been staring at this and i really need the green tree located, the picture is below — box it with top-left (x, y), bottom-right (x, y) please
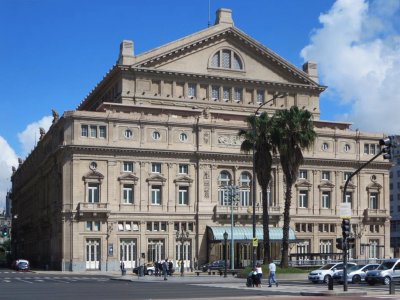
top-left (271, 106), bottom-right (316, 267)
top-left (239, 112), bottom-right (274, 264)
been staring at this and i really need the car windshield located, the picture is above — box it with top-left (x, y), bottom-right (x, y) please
top-left (319, 264), bottom-right (336, 270)
top-left (348, 265), bottom-right (363, 272)
top-left (378, 261), bottom-right (395, 270)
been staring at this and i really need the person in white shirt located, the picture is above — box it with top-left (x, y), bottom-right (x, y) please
top-left (268, 261), bottom-right (278, 287)
top-left (256, 263), bottom-right (263, 285)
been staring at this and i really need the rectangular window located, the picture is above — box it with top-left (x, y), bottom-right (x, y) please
top-left (90, 125), bottom-right (97, 138)
top-left (370, 192), bottom-right (378, 209)
top-left (123, 184), bottom-right (134, 204)
top-left (223, 87), bottom-right (231, 101)
top-left (81, 125), bottom-right (88, 137)
top-left (212, 85), bottom-right (220, 100)
top-left (322, 171), bottom-right (330, 180)
top-left (234, 87), bottom-right (242, 102)
top-left (152, 163), bottom-right (161, 173)
top-left (93, 221), bottom-right (100, 231)
top-left (88, 183), bottom-right (99, 203)
top-left (147, 222), bottom-right (152, 231)
top-left (322, 191), bottom-right (331, 209)
top-left (151, 185), bottom-right (161, 205)
top-left (178, 186), bottom-right (189, 205)
top-left (86, 221), bottom-right (93, 231)
top-left (364, 144), bottom-right (370, 154)
top-left (118, 222), bottom-right (124, 231)
top-left (345, 192), bottom-right (352, 207)
top-left (179, 164), bottom-right (188, 174)
top-left (99, 126), bottom-right (106, 138)
top-left (123, 162), bottom-right (133, 172)
top-left (256, 89), bottom-right (264, 104)
top-left (299, 170), bottom-right (308, 179)
top-left (370, 144), bottom-right (376, 154)
top-left (161, 222), bottom-right (166, 231)
top-left (188, 83), bottom-right (196, 98)
top-left (344, 172), bottom-right (352, 182)
top-left (154, 222), bottom-right (159, 231)
top-left (299, 190), bottom-right (308, 208)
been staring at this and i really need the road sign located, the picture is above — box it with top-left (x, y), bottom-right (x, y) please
top-left (252, 238), bottom-right (258, 247)
top-left (339, 203), bottom-right (352, 219)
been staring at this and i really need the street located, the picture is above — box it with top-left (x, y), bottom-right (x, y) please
top-left (0, 268), bottom-right (399, 300)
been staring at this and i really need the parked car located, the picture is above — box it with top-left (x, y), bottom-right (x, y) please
top-left (201, 260), bottom-right (226, 272)
top-left (16, 261), bottom-right (30, 272)
top-left (132, 263), bottom-right (155, 275)
top-left (12, 259), bottom-right (30, 271)
top-left (308, 262), bottom-right (357, 284)
top-left (365, 259), bottom-right (400, 285)
top-left (333, 264), bottom-right (379, 284)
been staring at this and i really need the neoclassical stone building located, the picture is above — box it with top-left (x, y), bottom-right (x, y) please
top-left (11, 8), bottom-right (391, 271)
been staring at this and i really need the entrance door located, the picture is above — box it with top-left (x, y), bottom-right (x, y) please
top-left (148, 239), bottom-right (165, 263)
top-left (86, 239), bottom-right (100, 270)
top-left (120, 239), bottom-right (137, 269)
top-left (176, 240), bottom-right (192, 269)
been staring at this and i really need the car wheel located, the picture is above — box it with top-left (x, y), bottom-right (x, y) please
top-left (384, 276), bottom-right (391, 285)
top-left (352, 275), bottom-right (361, 284)
top-left (323, 275), bottom-right (331, 284)
top-left (147, 270), bottom-right (153, 276)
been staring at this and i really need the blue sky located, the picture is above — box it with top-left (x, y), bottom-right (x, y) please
top-left (1, 0), bottom-right (399, 208)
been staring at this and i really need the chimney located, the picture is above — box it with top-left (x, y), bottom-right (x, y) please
top-left (215, 8), bottom-right (234, 27)
top-left (302, 61), bottom-right (319, 83)
top-left (118, 40), bottom-right (135, 65)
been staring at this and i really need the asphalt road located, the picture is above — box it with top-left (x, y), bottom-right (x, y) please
top-left (0, 268), bottom-right (399, 300)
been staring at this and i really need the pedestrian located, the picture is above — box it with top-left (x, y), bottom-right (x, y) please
top-left (251, 268), bottom-right (260, 287)
top-left (268, 261), bottom-right (278, 287)
top-left (154, 261), bottom-right (159, 276)
top-left (162, 258), bottom-right (169, 280)
top-left (256, 263), bottom-right (263, 286)
top-left (168, 260), bottom-right (173, 276)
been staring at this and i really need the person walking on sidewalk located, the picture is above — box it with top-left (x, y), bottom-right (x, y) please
top-left (162, 258), bottom-right (169, 281)
top-left (268, 261), bottom-right (278, 287)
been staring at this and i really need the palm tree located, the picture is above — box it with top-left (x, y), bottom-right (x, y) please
top-left (239, 112), bottom-right (274, 264)
top-left (271, 106), bottom-right (316, 267)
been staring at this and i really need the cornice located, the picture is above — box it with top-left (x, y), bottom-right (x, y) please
top-left (131, 67), bottom-right (325, 92)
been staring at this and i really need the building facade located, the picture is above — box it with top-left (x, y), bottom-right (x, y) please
top-left (11, 8), bottom-right (391, 271)
top-left (390, 143), bottom-right (400, 256)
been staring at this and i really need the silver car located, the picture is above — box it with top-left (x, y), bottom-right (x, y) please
top-left (333, 264), bottom-right (379, 284)
top-left (365, 259), bottom-right (400, 285)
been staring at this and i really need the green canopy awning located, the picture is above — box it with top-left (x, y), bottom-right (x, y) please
top-left (208, 226), bottom-right (296, 241)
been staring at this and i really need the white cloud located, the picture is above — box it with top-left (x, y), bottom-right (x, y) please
top-left (0, 136), bottom-right (18, 209)
top-left (17, 115), bottom-right (53, 157)
top-left (301, 0), bottom-right (400, 134)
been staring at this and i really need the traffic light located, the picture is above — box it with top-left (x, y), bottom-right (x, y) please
top-left (336, 238), bottom-right (344, 250)
top-left (1, 226), bottom-right (8, 238)
top-left (379, 136), bottom-right (394, 160)
top-left (347, 237), bottom-right (355, 249)
top-left (342, 219), bottom-right (351, 239)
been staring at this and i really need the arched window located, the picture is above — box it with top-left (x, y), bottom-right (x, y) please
top-left (210, 49), bottom-right (243, 71)
top-left (240, 172), bottom-right (251, 206)
top-left (218, 171), bottom-right (231, 205)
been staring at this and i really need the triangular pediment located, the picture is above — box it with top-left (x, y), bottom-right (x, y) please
top-left (131, 26), bottom-right (320, 88)
top-left (366, 182), bottom-right (382, 190)
top-left (82, 170), bottom-right (104, 180)
top-left (295, 179), bottom-right (312, 188)
top-left (118, 174), bottom-right (139, 182)
top-left (173, 175), bottom-right (194, 184)
top-left (318, 181), bottom-right (335, 189)
top-left (146, 174), bottom-right (167, 183)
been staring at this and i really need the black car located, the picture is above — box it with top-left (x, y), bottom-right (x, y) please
top-left (201, 260), bottom-right (226, 272)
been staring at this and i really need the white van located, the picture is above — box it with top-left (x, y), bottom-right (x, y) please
top-left (365, 259), bottom-right (400, 285)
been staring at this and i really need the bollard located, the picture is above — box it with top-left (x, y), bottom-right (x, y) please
top-left (121, 268), bottom-right (126, 276)
top-left (389, 279), bottom-right (395, 295)
top-left (328, 276), bottom-right (333, 291)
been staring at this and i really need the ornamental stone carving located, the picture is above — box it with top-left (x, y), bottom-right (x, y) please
top-left (217, 135), bottom-right (244, 146)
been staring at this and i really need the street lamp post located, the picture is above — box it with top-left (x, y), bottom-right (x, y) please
top-left (223, 231), bottom-right (228, 278)
top-left (176, 229), bottom-right (189, 277)
top-left (225, 185), bottom-right (239, 270)
top-left (251, 92), bottom-right (286, 269)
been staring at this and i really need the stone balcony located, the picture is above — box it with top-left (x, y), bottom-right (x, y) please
top-left (214, 204), bottom-right (281, 220)
top-left (363, 208), bottom-right (388, 221)
top-left (77, 202), bottom-right (110, 217)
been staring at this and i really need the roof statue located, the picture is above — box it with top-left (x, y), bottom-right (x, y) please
top-left (52, 109), bottom-right (59, 124)
top-left (39, 127), bottom-right (46, 140)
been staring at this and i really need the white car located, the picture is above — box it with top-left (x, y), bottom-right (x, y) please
top-left (308, 262), bottom-right (357, 284)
